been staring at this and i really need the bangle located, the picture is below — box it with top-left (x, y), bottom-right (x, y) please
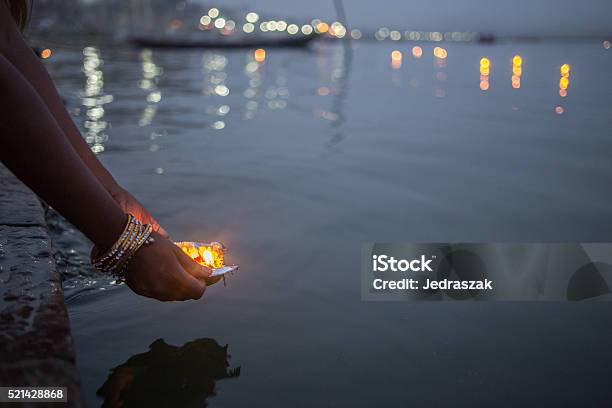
top-left (91, 213), bottom-right (155, 279)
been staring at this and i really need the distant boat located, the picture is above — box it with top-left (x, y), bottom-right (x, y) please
top-left (478, 33), bottom-right (496, 43)
top-left (130, 32), bottom-right (319, 49)
top-left (128, 4), bottom-right (321, 49)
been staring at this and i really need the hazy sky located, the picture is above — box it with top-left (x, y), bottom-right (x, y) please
top-left (218, 0), bottom-right (612, 35)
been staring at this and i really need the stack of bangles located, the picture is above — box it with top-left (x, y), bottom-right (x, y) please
top-left (91, 213), bottom-right (155, 279)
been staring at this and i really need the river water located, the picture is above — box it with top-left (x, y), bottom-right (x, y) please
top-left (43, 39), bottom-right (612, 406)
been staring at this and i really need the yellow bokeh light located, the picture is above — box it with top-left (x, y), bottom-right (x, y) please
top-left (559, 76), bottom-right (569, 90)
top-left (480, 57), bottom-right (490, 68)
top-left (208, 8), bottom-right (219, 18)
top-left (433, 47), bottom-right (447, 59)
top-left (512, 55), bottom-right (522, 66)
top-left (560, 64), bottom-right (570, 76)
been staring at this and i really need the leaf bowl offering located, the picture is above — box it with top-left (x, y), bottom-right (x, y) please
top-left (175, 241), bottom-right (239, 284)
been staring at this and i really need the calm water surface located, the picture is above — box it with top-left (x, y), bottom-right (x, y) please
top-left (45, 40), bottom-right (612, 406)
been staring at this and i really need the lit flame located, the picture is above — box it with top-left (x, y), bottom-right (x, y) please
top-left (203, 249), bottom-right (214, 265)
top-left (176, 242), bottom-right (225, 268)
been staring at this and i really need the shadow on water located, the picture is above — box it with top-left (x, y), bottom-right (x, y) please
top-left (97, 338), bottom-right (240, 408)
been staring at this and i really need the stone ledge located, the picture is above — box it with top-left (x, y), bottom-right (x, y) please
top-left (0, 165), bottom-right (82, 407)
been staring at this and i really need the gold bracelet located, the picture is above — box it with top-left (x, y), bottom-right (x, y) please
top-left (91, 213), bottom-right (156, 279)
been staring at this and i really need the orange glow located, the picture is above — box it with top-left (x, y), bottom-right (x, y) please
top-left (391, 50), bottom-right (402, 69)
top-left (317, 86), bottom-right (331, 96)
top-left (512, 75), bottom-right (521, 89)
top-left (316, 22), bottom-right (329, 33)
top-left (176, 241), bottom-right (225, 268)
top-left (560, 64), bottom-right (570, 77)
top-left (254, 48), bottom-right (266, 62)
top-left (412, 46), bottom-right (423, 58)
top-left (170, 19), bottom-right (182, 30)
top-left (555, 106), bottom-right (564, 115)
top-left (512, 65), bottom-right (522, 76)
top-left (512, 55), bottom-right (522, 66)
top-left (40, 48), bottom-right (52, 59)
top-left (559, 89), bottom-right (567, 97)
top-left (433, 47), bottom-right (447, 59)
top-left (479, 80), bottom-right (489, 91)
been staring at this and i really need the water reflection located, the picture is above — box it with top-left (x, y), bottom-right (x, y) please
top-left (63, 43), bottom-right (594, 162)
top-left (556, 63), bottom-right (571, 114)
top-left (139, 49), bottom-right (163, 127)
top-left (512, 54), bottom-right (522, 89)
top-left (81, 46), bottom-right (112, 154)
top-left (479, 57), bottom-right (490, 91)
top-left (97, 338), bottom-right (240, 408)
top-left (433, 47), bottom-right (447, 98)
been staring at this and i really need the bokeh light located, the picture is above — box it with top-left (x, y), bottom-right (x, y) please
top-left (391, 50), bottom-right (402, 69)
top-left (40, 48), bottom-right (52, 59)
top-left (254, 48), bottom-right (266, 63)
top-left (480, 57), bottom-right (491, 91)
top-left (433, 47), bottom-right (447, 59)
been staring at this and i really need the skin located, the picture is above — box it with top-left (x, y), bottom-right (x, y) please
top-left (0, 1), bottom-right (211, 301)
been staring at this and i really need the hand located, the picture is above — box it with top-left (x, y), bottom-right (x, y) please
top-left (124, 232), bottom-right (212, 301)
top-left (110, 186), bottom-right (169, 238)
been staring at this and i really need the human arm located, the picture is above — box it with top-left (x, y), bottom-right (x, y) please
top-left (0, 53), bottom-right (208, 300)
top-left (0, 2), bottom-right (166, 235)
